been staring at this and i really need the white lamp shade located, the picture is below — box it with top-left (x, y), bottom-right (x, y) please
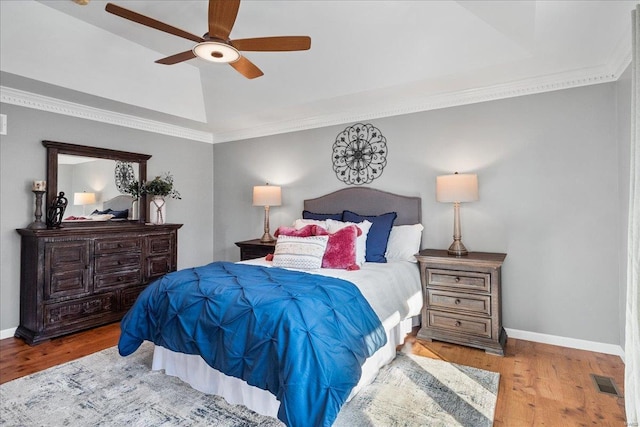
top-left (74, 192), bottom-right (96, 206)
top-left (436, 174), bottom-right (478, 203)
top-left (253, 185), bottom-right (282, 206)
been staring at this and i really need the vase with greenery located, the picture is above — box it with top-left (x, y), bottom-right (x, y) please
top-left (142, 172), bottom-right (181, 224)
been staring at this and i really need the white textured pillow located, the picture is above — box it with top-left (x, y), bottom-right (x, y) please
top-left (272, 235), bottom-right (329, 270)
top-left (293, 219), bottom-right (328, 231)
top-left (326, 219), bottom-right (372, 266)
top-left (385, 224), bottom-right (424, 262)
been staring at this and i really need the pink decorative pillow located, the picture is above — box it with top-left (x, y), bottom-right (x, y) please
top-left (315, 225), bottom-right (361, 270)
top-left (274, 224), bottom-right (317, 238)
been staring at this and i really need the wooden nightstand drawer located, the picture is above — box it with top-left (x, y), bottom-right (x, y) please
top-left (427, 310), bottom-right (493, 339)
top-left (427, 289), bottom-right (491, 315)
top-left (427, 269), bottom-right (490, 293)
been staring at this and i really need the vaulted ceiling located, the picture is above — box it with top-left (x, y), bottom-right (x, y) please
top-left (0, 0), bottom-right (636, 143)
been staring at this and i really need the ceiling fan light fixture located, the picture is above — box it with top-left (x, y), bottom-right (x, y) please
top-left (192, 41), bottom-right (240, 63)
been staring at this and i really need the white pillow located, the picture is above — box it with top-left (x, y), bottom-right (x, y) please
top-left (326, 219), bottom-right (372, 266)
top-left (272, 235), bottom-right (329, 270)
top-left (293, 219), bottom-right (328, 231)
top-left (385, 224), bottom-right (424, 262)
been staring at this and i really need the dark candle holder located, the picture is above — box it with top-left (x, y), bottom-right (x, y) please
top-left (28, 190), bottom-right (47, 230)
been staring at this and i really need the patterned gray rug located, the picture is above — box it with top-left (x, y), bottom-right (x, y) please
top-left (0, 342), bottom-right (499, 426)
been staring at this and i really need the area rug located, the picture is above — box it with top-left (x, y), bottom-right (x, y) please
top-left (0, 342), bottom-right (499, 426)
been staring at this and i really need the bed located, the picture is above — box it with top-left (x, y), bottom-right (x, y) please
top-left (119, 188), bottom-right (424, 426)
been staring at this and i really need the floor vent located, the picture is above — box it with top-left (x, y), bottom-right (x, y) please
top-left (590, 374), bottom-right (621, 397)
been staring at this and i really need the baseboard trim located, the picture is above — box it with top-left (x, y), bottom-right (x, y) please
top-left (0, 327), bottom-right (17, 340)
top-left (505, 328), bottom-right (625, 360)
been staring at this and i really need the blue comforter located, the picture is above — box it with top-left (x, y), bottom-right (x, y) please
top-left (118, 262), bottom-right (387, 427)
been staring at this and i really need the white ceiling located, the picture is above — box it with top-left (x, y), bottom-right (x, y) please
top-left (0, 0), bottom-right (636, 143)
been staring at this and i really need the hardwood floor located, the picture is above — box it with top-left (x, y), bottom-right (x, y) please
top-left (0, 323), bottom-right (627, 426)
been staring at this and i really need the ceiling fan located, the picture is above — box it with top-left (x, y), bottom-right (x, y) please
top-left (105, 0), bottom-right (311, 79)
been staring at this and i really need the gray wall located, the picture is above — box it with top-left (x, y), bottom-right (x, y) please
top-left (0, 102), bottom-right (214, 331)
top-left (616, 65), bottom-right (632, 350)
top-left (214, 82), bottom-right (623, 345)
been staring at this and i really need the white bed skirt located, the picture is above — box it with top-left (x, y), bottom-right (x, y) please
top-left (152, 317), bottom-right (414, 419)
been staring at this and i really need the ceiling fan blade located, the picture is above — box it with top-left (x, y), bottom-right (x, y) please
top-left (105, 3), bottom-right (204, 43)
top-left (231, 36), bottom-right (311, 52)
top-left (208, 0), bottom-right (240, 40)
top-left (229, 56), bottom-right (264, 79)
top-left (155, 50), bottom-right (197, 65)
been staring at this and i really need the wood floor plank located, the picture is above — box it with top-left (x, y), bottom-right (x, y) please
top-left (0, 324), bottom-right (628, 425)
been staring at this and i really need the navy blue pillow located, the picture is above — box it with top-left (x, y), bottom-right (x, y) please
top-left (302, 210), bottom-right (343, 221)
top-left (91, 208), bottom-right (129, 219)
top-left (343, 210), bottom-right (397, 263)
top-left (109, 209), bottom-right (129, 219)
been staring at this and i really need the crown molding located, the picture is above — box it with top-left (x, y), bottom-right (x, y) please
top-left (0, 86), bottom-right (214, 144)
top-left (1, 58), bottom-right (627, 146)
top-left (213, 64), bottom-right (624, 143)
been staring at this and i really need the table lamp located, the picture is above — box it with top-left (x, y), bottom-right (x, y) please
top-left (253, 184), bottom-right (281, 242)
top-left (436, 173), bottom-right (478, 256)
top-left (74, 192), bottom-right (96, 216)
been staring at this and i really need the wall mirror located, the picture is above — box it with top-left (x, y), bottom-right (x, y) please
top-left (43, 141), bottom-right (151, 223)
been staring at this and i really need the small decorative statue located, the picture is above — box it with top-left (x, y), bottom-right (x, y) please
top-left (46, 192), bottom-right (68, 228)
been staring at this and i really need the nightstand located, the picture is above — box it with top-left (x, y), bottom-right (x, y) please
top-left (415, 249), bottom-right (507, 356)
top-left (235, 239), bottom-right (276, 261)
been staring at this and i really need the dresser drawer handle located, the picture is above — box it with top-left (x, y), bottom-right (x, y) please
top-left (455, 321), bottom-right (461, 327)
top-left (455, 299), bottom-right (461, 305)
top-left (455, 277), bottom-right (461, 282)
top-left (118, 276), bottom-right (124, 282)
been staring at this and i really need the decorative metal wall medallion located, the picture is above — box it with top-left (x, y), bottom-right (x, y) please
top-left (114, 161), bottom-right (135, 193)
top-left (332, 123), bottom-right (387, 185)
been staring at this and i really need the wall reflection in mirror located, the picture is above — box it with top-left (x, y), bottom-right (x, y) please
top-left (58, 154), bottom-right (138, 218)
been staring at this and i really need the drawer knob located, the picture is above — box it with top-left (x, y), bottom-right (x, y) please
top-left (455, 299), bottom-right (461, 305)
top-left (118, 276), bottom-right (124, 282)
top-left (455, 277), bottom-right (461, 282)
top-left (455, 321), bottom-right (461, 327)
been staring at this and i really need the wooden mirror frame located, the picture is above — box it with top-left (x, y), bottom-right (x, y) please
top-left (43, 140), bottom-right (152, 223)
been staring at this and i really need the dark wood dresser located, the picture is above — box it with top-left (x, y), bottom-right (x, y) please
top-left (415, 249), bottom-right (507, 355)
top-left (16, 222), bottom-right (182, 344)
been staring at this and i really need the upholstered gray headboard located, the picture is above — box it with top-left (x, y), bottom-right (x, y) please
top-left (103, 195), bottom-right (134, 212)
top-left (304, 188), bottom-right (421, 225)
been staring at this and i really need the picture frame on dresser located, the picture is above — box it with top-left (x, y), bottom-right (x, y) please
top-left (415, 249), bottom-right (507, 356)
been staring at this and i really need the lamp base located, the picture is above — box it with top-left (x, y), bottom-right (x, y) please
top-left (447, 240), bottom-right (468, 257)
top-left (260, 232), bottom-right (275, 243)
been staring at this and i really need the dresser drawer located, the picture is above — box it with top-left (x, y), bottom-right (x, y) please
top-left (95, 253), bottom-right (141, 273)
top-left (427, 290), bottom-right (491, 315)
top-left (147, 234), bottom-right (173, 255)
top-left (44, 293), bottom-right (116, 328)
top-left (46, 269), bottom-right (91, 300)
top-left (427, 269), bottom-right (490, 293)
top-left (95, 270), bottom-right (142, 290)
top-left (120, 285), bottom-right (147, 311)
top-left (427, 309), bottom-right (493, 339)
top-left (95, 237), bottom-right (141, 254)
top-left (146, 255), bottom-right (172, 280)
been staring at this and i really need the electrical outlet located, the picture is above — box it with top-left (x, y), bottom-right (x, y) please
top-left (0, 114), bottom-right (6, 135)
